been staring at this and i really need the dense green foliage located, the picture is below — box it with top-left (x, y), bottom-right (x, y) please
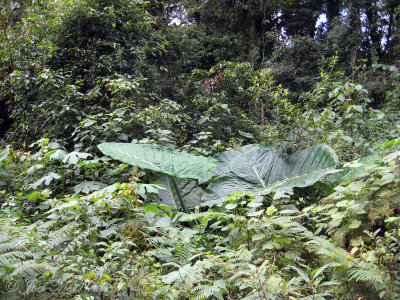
top-left (1, 0), bottom-right (400, 299)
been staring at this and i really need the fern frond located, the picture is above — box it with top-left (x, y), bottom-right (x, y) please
top-left (56, 227), bottom-right (95, 262)
top-left (229, 270), bottom-right (252, 282)
top-left (349, 268), bottom-right (384, 283)
top-left (35, 220), bottom-right (57, 238)
top-left (304, 235), bottom-right (349, 259)
top-left (146, 236), bottom-right (166, 246)
top-left (232, 262), bottom-right (250, 268)
top-left (191, 279), bottom-right (211, 292)
top-left (242, 291), bottom-right (260, 300)
top-left (193, 284), bottom-right (216, 300)
top-left (11, 261), bottom-right (49, 279)
top-left (0, 241), bottom-right (27, 254)
top-left (0, 233), bottom-right (12, 243)
top-left (0, 223), bottom-right (20, 232)
top-left (176, 245), bottom-right (195, 265)
top-left (0, 251), bottom-right (32, 266)
top-left (235, 280), bottom-right (250, 289)
top-left (47, 222), bottom-right (78, 249)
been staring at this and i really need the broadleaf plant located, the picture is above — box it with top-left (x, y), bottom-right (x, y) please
top-left (154, 175), bottom-right (204, 210)
top-left (98, 143), bottom-right (217, 179)
top-left (202, 143), bottom-right (339, 205)
top-left (98, 143), bottom-right (218, 213)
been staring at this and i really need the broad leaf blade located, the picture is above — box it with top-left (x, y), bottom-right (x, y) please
top-left (62, 152), bottom-right (92, 165)
top-left (202, 144), bottom-right (338, 205)
top-left (73, 181), bottom-right (107, 194)
top-left (285, 144), bottom-right (338, 178)
top-left (29, 172), bottom-right (61, 189)
top-left (154, 175), bottom-right (204, 209)
top-left (266, 144), bottom-right (339, 190)
top-left (199, 173), bottom-right (257, 206)
top-left (98, 143), bottom-right (217, 179)
top-left (200, 149), bottom-right (242, 183)
top-left (230, 144), bottom-right (284, 186)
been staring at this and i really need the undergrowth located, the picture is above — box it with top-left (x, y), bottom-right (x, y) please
top-left (1, 138), bottom-right (400, 299)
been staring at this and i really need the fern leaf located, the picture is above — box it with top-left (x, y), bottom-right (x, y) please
top-left (191, 280), bottom-right (211, 292)
top-left (235, 280), bottom-right (251, 290)
top-left (229, 270), bottom-right (253, 282)
top-left (0, 233), bottom-right (12, 243)
top-left (193, 284), bottom-right (216, 300)
top-left (146, 236), bottom-right (166, 246)
top-left (175, 245), bottom-right (195, 265)
top-left (56, 227), bottom-right (94, 262)
top-left (232, 262), bottom-right (250, 268)
top-left (11, 261), bottom-right (49, 279)
top-left (349, 268), bottom-right (384, 283)
top-left (47, 222), bottom-right (78, 249)
top-left (242, 291), bottom-right (260, 300)
top-left (35, 220), bottom-right (57, 237)
top-left (0, 251), bottom-right (32, 266)
top-left (0, 241), bottom-right (27, 254)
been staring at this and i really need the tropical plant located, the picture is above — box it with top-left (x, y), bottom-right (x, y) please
top-left (202, 143), bottom-right (339, 205)
top-left (98, 142), bottom-right (217, 213)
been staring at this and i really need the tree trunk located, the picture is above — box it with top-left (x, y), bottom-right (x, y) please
top-left (326, 0), bottom-right (341, 30)
top-left (243, 7), bottom-right (256, 60)
top-left (348, 0), bottom-right (362, 80)
top-left (365, 1), bottom-right (382, 61)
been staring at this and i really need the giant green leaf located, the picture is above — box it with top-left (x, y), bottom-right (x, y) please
top-left (202, 144), bottom-right (339, 205)
top-left (154, 175), bottom-right (204, 210)
top-left (98, 143), bottom-right (217, 179)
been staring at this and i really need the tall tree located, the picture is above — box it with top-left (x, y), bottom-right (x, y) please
top-left (364, 0), bottom-right (383, 60)
top-left (185, 0), bottom-right (290, 60)
top-left (389, 2), bottom-right (400, 62)
top-left (280, 0), bottom-right (324, 37)
top-left (325, 0), bottom-right (342, 29)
